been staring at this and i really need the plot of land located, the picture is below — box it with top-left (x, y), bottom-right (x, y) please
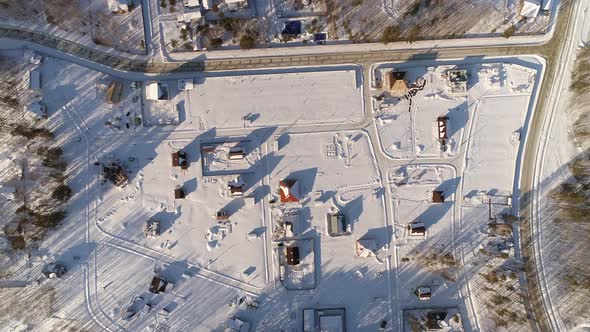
top-left (462, 94), bottom-right (530, 196)
top-left (93, 137), bottom-right (268, 287)
top-left (390, 165), bottom-right (462, 308)
top-left (187, 68), bottom-right (364, 129)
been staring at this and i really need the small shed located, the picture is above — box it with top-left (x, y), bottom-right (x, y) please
top-left (175, 188), bottom-right (185, 199)
top-left (228, 184), bottom-right (244, 197)
top-left (176, 8), bottom-right (202, 22)
top-left (408, 222), bottom-right (426, 236)
top-left (146, 82), bottom-right (169, 101)
top-left (217, 210), bottom-right (229, 221)
top-left (102, 163), bottom-right (128, 187)
top-left (327, 213), bottom-right (348, 236)
top-left (416, 286), bottom-right (432, 300)
top-left (105, 81), bottom-right (123, 104)
top-left (42, 262), bottom-right (67, 279)
top-left (29, 70), bottom-right (41, 90)
top-left (228, 146), bottom-right (245, 160)
top-left (172, 150), bottom-right (188, 169)
top-left (143, 219), bottom-right (161, 238)
top-left (279, 180), bottom-right (300, 203)
top-left (149, 275), bottom-right (171, 294)
top-left (437, 116), bottom-right (449, 141)
top-left (286, 246), bottom-right (300, 265)
top-left (432, 191), bottom-right (445, 203)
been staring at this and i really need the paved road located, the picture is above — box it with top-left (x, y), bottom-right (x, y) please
top-left (0, 26), bottom-right (557, 75)
top-left (519, 0), bottom-right (589, 331)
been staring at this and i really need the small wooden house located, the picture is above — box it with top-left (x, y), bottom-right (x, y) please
top-left (432, 191), bottom-right (445, 203)
top-left (149, 275), bottom-right (172, 294)
top-left (408, 222), bottom-right (426, 236)
top-left (228, 146), bottom-right (245, 160)
top-left (217, 210), bottom-right (229, 221)
top-left (175, 188), bottom-right (185, 199)
top-left (228, 184), bottom-right (244, 197)
top-left (286, 246), bottom-right (300, 265)
top-left (105, 81), bottom-right (123, 104)
top-left (416, 286), bottom-right (432, 300)
top-left (172, 150), bottom-right (188, 169)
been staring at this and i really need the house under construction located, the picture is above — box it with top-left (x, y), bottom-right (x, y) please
top-left (448, 69), bottom-right (468, 93)
top-left (144, 219), bottom-right (161, 238)
top-left (102, 162), bottom-right (128, 187)
top-left (383, 71), bottom-right (408, 97)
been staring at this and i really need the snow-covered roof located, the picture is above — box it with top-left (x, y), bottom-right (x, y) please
top-left (522, 0), bottom-right (540, 18)
top-left (184, 0), bottom-right (200, 7)
top-left (146, 82), bottom-right (169, 101)
top-left (29, 70), bottom-right (40, 90)
top-left (176, 8), bottom-right (202, 22)
top-left (108, 0), bottom-right (129, 12)
top-left (319, 315), bottom-right (344, 332)
top-left (202, 0), bottom-right (213, 10)
top-left (146, 82), bottom-right (159, 100)
top-left (225, 0), bottom-right (246, 4)
top-left (279, 180), bottom-right (300, 203)
top-left (355, 238), bottom-right (377, 258)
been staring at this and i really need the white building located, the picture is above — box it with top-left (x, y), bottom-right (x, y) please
top-left (522, 0), bottom-right (541, 18)
top-left (176, 7), bottom-right (202, 22)
top-left (184, 0), bottom-right (200, 7)
top-left (146, 82), bottom-right (169, 101)
top-left (201, 0), bottom-right (213, 10)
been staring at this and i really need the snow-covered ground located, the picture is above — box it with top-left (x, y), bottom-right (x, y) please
top-left (372, 60), bottom-right (538, 173)
top-left (391, 165), bottom-right (461, 308)
top-left (187, 67), bottom-right (364, 129)
top-left (0, 46), bottom-right (549, 331)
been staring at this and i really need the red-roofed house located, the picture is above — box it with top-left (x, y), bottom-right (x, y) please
top-left (279, 180), bottom-right (300, 203)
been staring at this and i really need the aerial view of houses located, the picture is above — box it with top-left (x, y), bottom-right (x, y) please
top-left (0, 0), bottom-right (589, 331)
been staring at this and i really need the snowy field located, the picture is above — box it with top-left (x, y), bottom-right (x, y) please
top-left (93, 136), bottom-right (268, 288)
top-left (0, 47), bottom-right (551, 332)
top-left (186, 68), bottom-right (364, 129)
top-left (372, 60), bottom-right (538, 167)
top-left (389, 165), bottom-right (463, 309)
top-left (95, 243), bottom-right (246, 332)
